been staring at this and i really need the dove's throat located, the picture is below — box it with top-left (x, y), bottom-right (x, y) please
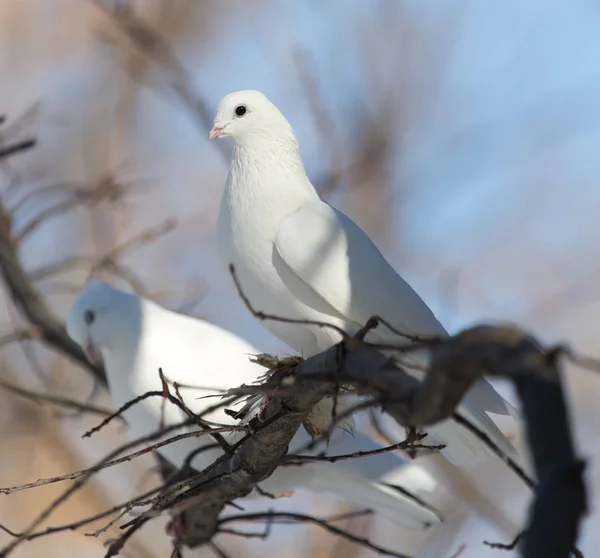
top-left (232, 132), bottom-right (308, 180)
top-left (225, 140), bottom-right (318, 218)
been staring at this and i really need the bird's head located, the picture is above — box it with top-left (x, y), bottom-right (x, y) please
top-left (66, 279), bottom-right (122, 366)
top-left (209, 90), bottom-right (296, 147)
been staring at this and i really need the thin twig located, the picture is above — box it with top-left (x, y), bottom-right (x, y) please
top-left (448, 544), bottom-right (467, 558)
top-left (210, 542), bottom-right (231, 558)
top-left (229, 264), bottom-right (349, 340)
top-left (90, 0), bottom-right (227, 159)
top-left (82, 390), bottom-right (164, 437)
top-left (367, 314), bottom-right (442, 345)
top-left (0, 482), bottom-right (167, 543)
top-left (452, 412), bottom-right (535, 489)
top-left (104, 516), bottom-right (150, 558)
top-left (0, 428), bottom-right (234, 496)
top-left (0, 139), bottom-right (36, 161)
top-left (0, 200), bottom-right (107, 385)
top-left (0, 415), bottom-right (239, 557)
top-left (0, 524), bottom-right (18, 538)
top-left (285, 439), bottom-right (445, 466)
top-left (219, 511), bottom-right (413, 558)
top-left (484, 531), bottom-right (524, 551)
top-left (84, 505), bottom-right (133, 537)
top-left (0, 377), bottom-right (118, 419)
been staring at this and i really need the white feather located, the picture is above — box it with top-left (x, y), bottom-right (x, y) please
top-left (65, 280), bottom-right (442, 529)
top-left (213, 89), bottom-right (518, 467)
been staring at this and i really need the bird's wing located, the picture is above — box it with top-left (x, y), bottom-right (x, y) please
top-left (289, 429), bottom-right (442, 529)
top-left (274, 200), bottom-right (515, 417)
top-left (136, 306), bottom-right (265, 427)
top-left (306, 463), bottom-right (442, 529)
top-left (426, 406), bottom-right (519, 466)
top-left (143, 310), bottom-right (442, 527)
top-left (274, 200), bottom-right (447, 340)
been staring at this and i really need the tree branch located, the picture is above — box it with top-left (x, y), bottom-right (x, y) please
top-left (0, 377), bottom-right (117, 419)
top-left (0, 321), bottom-right (586, 558)
top-left (0, 200), bottom-right (107, 386)
top-left (149, 325), bottom-right (585, 558)
top-left (0, 139), bottom-right (36, 161)
top-left (219, 510), bottom-right (411, 558)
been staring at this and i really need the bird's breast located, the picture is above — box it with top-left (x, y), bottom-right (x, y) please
top-left (218, 182), bottom-right (289, 302)
top-left (216, 168), bottom-right (344, 354)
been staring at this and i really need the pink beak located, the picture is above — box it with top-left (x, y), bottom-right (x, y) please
top-left (83, 341), bottom-right (101, 365)
top-left (208, 125), bottom-right (224, 141)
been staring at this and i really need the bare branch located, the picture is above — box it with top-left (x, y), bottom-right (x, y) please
top-left (229, 263), bottom-right (349, 340)
top-left (82, 390), bottom-right (165, 438)
top-left (0, 201), bottom-right (107, 386)
top-left (91, 0), bottom-right (228, 159)
top-left (0, 320), bottom-right (586, 558)
top-left (13, 182), bottom-right (131, 243)
top-left (107, 218), bottom-right (177, 260)
top-left (0, 483), bottom-right (169, 546)
top-left (0, 139), bottom-right (36, 161)
top-left (0, 377), bottom-right (118, 419)
top-left (448, 544), bottom-right (467, 558)
top-left (219, 511), bottom-right (412, 558)
top-left (0, 437), bottom-right (220, 496)
top-left (84, 505), bottom-right (133, 538)
top-left (293, 48), bottom-right (344, 198)
top-left (451, 412), bottom-right (533, 489)
top-left (285, 438), bottom-right (445, 466)
top-left (484, 531), bottom-right (525, 552)
top-left (0, 411), bottom-right (240, 557)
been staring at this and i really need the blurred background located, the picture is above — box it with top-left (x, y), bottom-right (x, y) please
top-left (0, 0), bottom-right (598, 556)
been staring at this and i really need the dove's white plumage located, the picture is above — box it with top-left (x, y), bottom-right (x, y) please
top-left (212, 90), bottom-right (517, 467)
top-left (65, 280), bottom-right (442, 530)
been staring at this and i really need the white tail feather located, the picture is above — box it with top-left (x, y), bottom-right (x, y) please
top-left (306, 462), bottom-right (442, 530)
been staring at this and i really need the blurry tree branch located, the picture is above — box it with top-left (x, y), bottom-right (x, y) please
top-left (3, 290), bottom-right (579, 558)
top-left (0, 112), bottom-right (37, 162)
top-left (0, 256), bottom-right (587, 558)
top-left (0, 125), bottom-right (180, 389)
top-left (171, 319), bottom-right (584, 558)
top-left (0, 377), bottom-right (117, 419)
top-left (0, 127), bottom-right (108, 386)
top-left (0, 139), bottom-right (36, 161)
top-left (92, 0), bottom-right (379, 201)
top-left (218, 510), bottom-right (406, 558)
top-left (0, 191), bottom-right (108, 386)
top-left (91, 0), bottom-right (229, 158)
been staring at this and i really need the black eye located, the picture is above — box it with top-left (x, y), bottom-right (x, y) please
top-left (84, 310), bottom-right (95, 325)
top-left (234, 105), bottom-right (247, 117)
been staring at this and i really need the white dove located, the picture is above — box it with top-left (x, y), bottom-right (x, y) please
top-left (65, 279), bottom-right (443, 530)
top-left (211, 90), bottom-right (518, 467)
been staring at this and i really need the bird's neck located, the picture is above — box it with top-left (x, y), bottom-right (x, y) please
top-left (99, 294), bottom-right (142, 381)
top-left (233, 131), bottom-right (307, 174)
top-left (227, 137), bottom-right (318, 210)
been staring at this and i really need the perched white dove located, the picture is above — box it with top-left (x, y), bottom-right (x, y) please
top-left (211, 90), bottom-right (518, 467)
top-left (65, 279), bottom-right (443, 530)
